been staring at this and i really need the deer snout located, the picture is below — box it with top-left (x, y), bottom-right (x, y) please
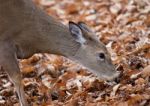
top-left (103, 71), bottom-right (120, 81)
top-left (95, 65), bottom-right (120, 81)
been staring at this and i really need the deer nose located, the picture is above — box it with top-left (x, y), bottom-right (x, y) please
top-left (106, 71), bottom-right (120, 81)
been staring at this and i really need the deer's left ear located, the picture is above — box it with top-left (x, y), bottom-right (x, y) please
top-left (78, 22), bottom-right (99, 42)
top-left (78, 22), bottom-right (94, 33)
top-left (69, 21), bottom-right (86, 45)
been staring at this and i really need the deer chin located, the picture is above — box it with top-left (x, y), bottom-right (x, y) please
top-left (100, 71), bottom-right (120, 81)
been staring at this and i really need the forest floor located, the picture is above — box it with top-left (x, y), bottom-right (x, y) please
top-left (0, 0), bottom-right (150, 106)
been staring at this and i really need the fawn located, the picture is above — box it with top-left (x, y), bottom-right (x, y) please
top-left (0, 0), bottom-right (119, 105)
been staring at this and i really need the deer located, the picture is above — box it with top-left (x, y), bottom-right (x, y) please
top-left (0, 0), bottom-right (119, 106)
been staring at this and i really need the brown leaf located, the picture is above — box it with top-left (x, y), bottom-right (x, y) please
top-left (141, 65), bottom-right (150, 77)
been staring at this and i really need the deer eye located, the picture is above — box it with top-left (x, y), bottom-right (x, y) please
top-left (98, 52), bottom-right (105, 61)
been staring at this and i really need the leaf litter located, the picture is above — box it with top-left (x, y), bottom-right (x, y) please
top-left (0, 0), bottom-right (150, 106)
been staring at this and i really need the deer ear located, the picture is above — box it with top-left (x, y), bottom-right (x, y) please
top-left (78, 22), bottom-right (99, 42)
top-left (69, 21), bottom-right (86, 44)
top-left (78, 22), bottom-right (93, 33)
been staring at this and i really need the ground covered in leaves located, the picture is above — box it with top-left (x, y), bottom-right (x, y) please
top-left (0, 0), bottom-right (150, 106)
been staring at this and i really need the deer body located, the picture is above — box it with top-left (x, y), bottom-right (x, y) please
top-left (0, 0), bottom-right (79, 58)
top-left (0, 0), bottom-right (119, 106)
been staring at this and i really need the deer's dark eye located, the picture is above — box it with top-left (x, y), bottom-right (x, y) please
top-left (98, 52), bottom-right (105, 61)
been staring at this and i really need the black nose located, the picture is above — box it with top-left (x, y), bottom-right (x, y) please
top-left (114, 77), bottom-right (121, 83)
top-left (113, 71), bottom-right (122, 83)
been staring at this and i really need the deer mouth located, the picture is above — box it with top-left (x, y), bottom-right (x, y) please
top-left (100, 71), bottom-right (120, 81)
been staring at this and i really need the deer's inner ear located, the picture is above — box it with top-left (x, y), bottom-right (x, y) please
top-left (78, 22), bottom-right (100, 42)
top-left (78, 22), bottom-right (93, 33)
top-left (69, 21), bottom-right (86, 45)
